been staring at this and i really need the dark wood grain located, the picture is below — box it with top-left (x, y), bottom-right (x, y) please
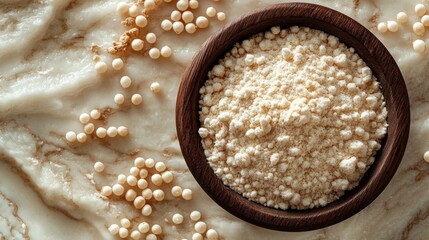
top-left (175, 3), bottom-right (410, 232)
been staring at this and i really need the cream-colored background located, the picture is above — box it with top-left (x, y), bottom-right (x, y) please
top-left (0, 0), bottom-right (427, 239)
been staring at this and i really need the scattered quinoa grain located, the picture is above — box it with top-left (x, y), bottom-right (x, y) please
top-left (135, 15), bottom-right (148, 28)
top-left (150, 82), bottom-right (161, 93)
top-left (161, 171), bottom-right (174, 183)
top-left (76, 133), bottom-right (87, 143)
top-left (413, 22), bottom-right (425, 36)
top-left (125, 189), bottom-right (137, 201)
top-left (173, 21), bottom-right (185, 34)
top-left (142, 188), bottom-right (153, 199)
top-left (146, 33), bottom-right (157, 44)
top-left (101, 186), bottom-right (113, 197)
top-left (130, 166), bottom-right (139, 176)
top-left (121, 218), bottom-right (131, 228)
top-left (133, 196), bottom-right (146, 209)
top-left (185, 23), bottom-right (197, 33)
top-left (135, 157), bottom-right (145, 168)
top-left (112, 184), bottom-right (125, 196)
top-left (145, 158), bottom-right (155, 168)
top-left (139, 169), bottom-right (149, 179)
top-left (127, 175), bottom-right (138, 186)
top-left (149, 48), bottom-right (161, 59)
top-left (151, 173), bottom-right (163, 186)
top-left (79, 113), bottom-right (90, 124)
top-left (172, 213), bottom-right (184, 224)
top-left (176, 0), bottom-right (189, 11)
top-left (142, 204), bottom-right (153, 216)
top-left (196, 16), bottom-right (209, 28)
top-left (114, 93), bottom-right (125, 105)
top-left (144, 0), bottom-right (156, 10)
top-left (94, 61), bottom-right (107, 73)
top-left (194, 221), bottom-right (207, 234)
top-left (118, 126), bottom-right (129, 136)
top-left (138, 179), bottom-right (149, 189)
top-left (108, 224), bottom-right (120, 235)
top-left (131, 94), bottom-right (143, 105)
top-left (189, 0), bottom-right (199, 9)
top-left (397, 12), bottom-right (408, 23)
top-left (155, 162), bottom-right (166, 172)
top-left (171, 186), bottom-right (183, 197)
top-left (138, 222), bottom-right (150, 233)
top-left (206, 7), bottom-right (217, 17)
top-left (118, 174), bottom-right (127, 184)
top-left (377, 22), bottom-right (388, 33)
top-left (216, 12), bottom-right (226, 21)
top-left (94, 162), bottom-right (105, 173)
top-left (131, 39), bottom-right (144, 51)
top-left (120, 76), bottom-right (132, 88)
top-left (424, 151), bottom-right (429, 162)
top-left (96, 127), bottom-right (107, 138)
top-left (128, 5), bottom-right (139, 17)
top-left (416, 3), bottom-right (427, 17)
top-left (65, 131), bottom-right (77, 142)
top-left (161, 46), bottom-right (172, 58)
top-left (192, 233), bottom-right (203, 240)
top-left (107, 126), bottom-right (118, 137)
top-left (90, 109), bottom-right (101, 119)
top-left (161, 19), bottom-right (173, 31)
top-left (190, 211), bottom-right (201, 221)
top-left (182, 11), bottom-right (194, 23)
top-left (206, 229), bottom-right (219, 240)
top-left (119, 227), bottom-right (129, 238)
top-left (146, 233), bottom-right (157, 240)
top-left (151, 224), bottom-right (162, 235)
top-left (387, 20), bottom-right (399, 32)
top-left (130, 230), bottom-right (141, 240)
top-left (413, 39), bottom-right (426, 52)
top-left (116, 2), bottom-right (129, 14)
top-left (112, 58), bottom-right (124, 70)
top-left (171, 10), bottom-right (182, 21)
top-left (153, 189), bottom-right (165, 201)
top-left (84, 123), bottom-right (95, 134)
top-left (422, 15), bottom-right (429, 26)
top-left (182, 189), bottom-right (193, 200)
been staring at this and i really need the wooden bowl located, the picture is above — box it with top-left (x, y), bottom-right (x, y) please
top-left (176, 3), bottom-right (410, 231)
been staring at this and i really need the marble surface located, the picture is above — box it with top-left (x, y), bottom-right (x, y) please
top-left (0, 0), bottom-right (428, 239)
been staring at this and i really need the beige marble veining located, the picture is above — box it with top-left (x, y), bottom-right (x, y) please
top-left (0, 0), bottom-right (428, 239)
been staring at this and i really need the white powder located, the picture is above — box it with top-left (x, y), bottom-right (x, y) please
top-left (198, 26), bottom-right (388, 210)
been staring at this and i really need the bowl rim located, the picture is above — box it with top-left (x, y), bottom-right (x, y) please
top-left (176, 2), bottom-right (410, 231)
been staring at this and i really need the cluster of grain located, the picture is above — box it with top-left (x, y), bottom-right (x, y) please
top-left (94, 157), bottom-right (217, 239)
top-left (199, 26), bottom-right (388, 210)
top-left (64, 0), bottom-right (226, 239)
top-left (377, 2), bottom-right (429, 53)
top-left (65, 0), bottom-right (228, 143)
top-left (112, 0), bottom-right (226, 57)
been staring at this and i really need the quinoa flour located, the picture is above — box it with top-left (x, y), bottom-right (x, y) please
top-left (198, 26), bottom-right (388, 210)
